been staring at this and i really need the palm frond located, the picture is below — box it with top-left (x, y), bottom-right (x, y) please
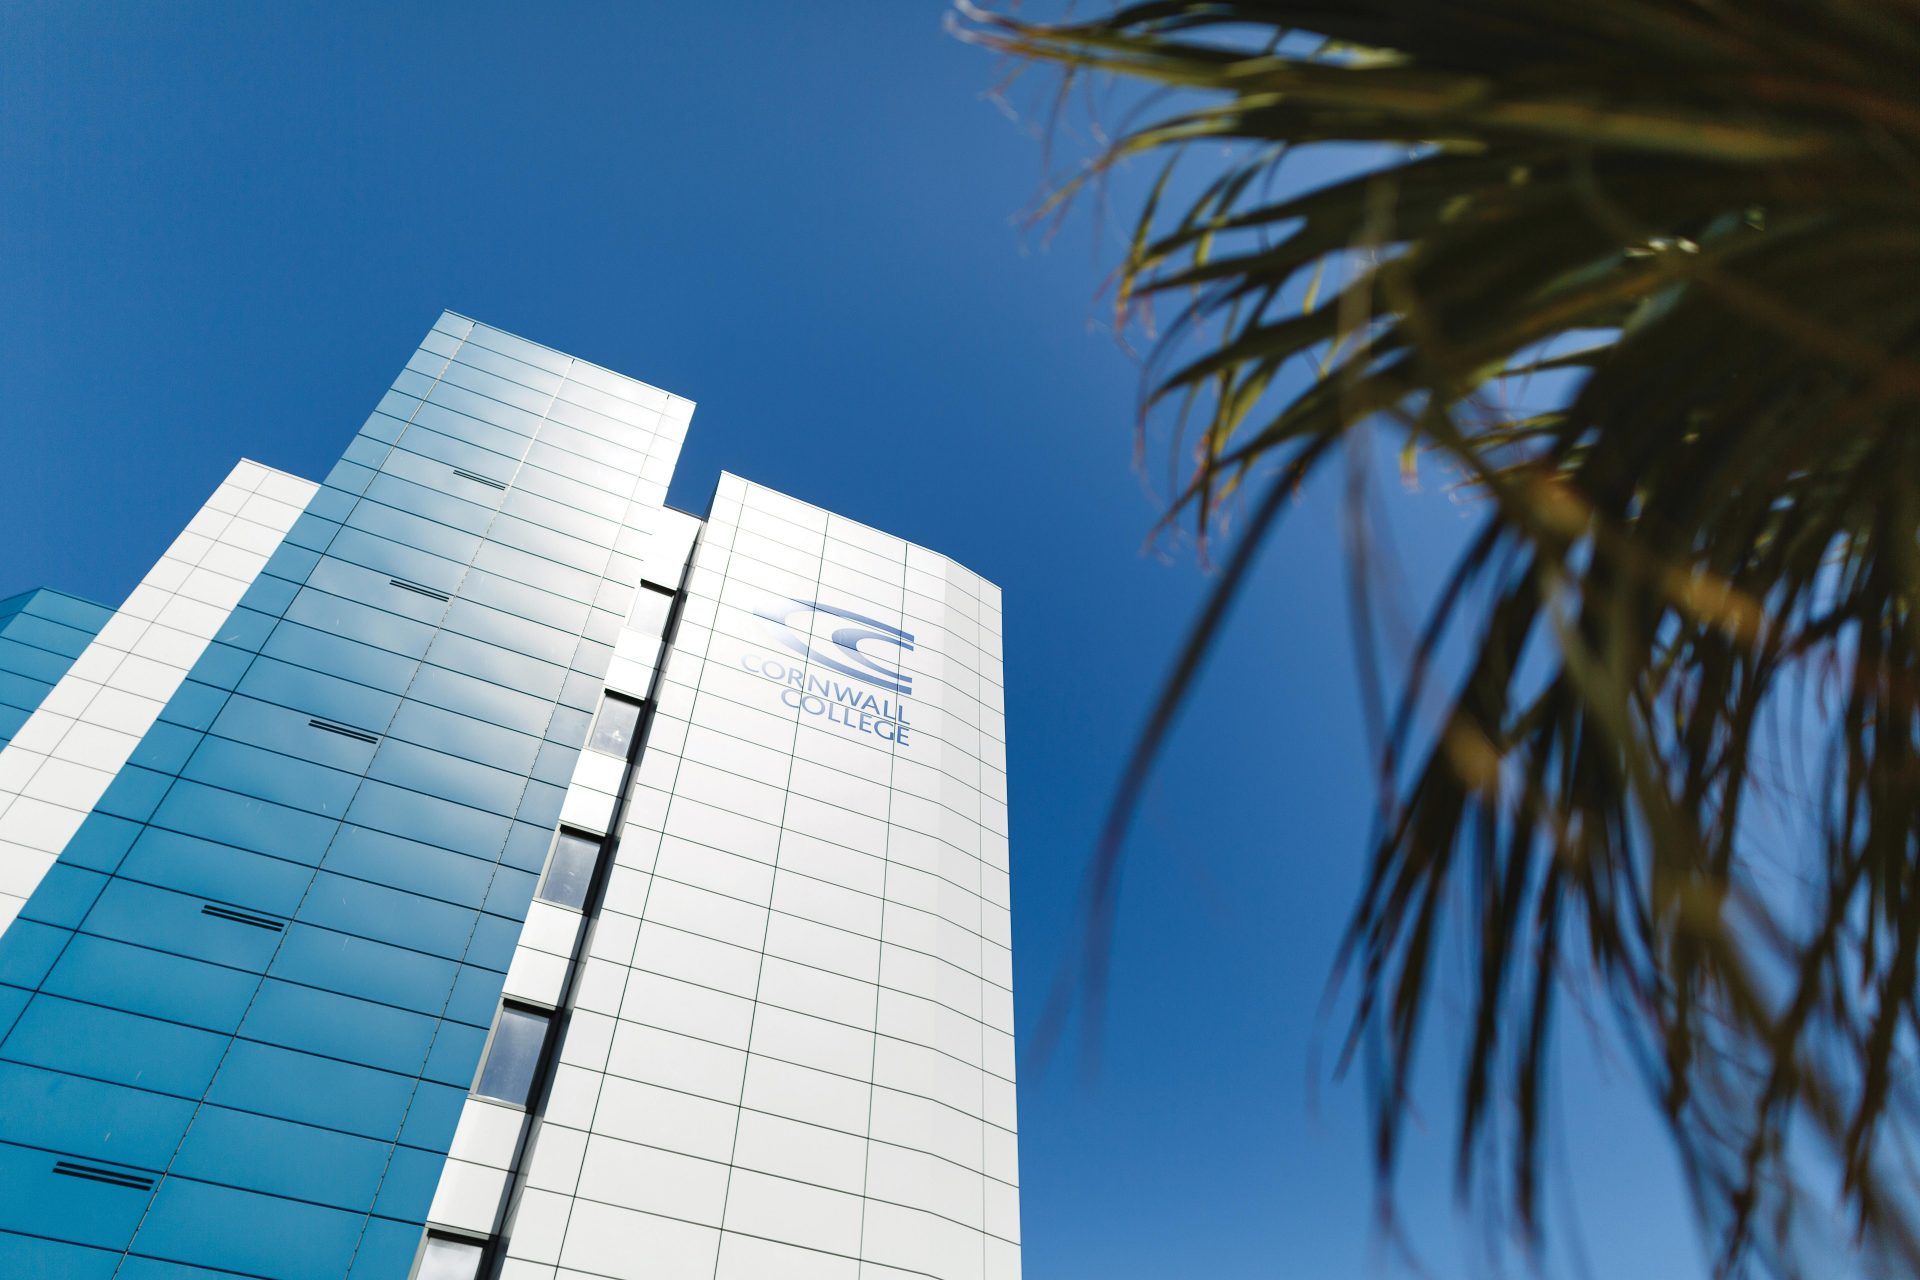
top-left (959, 2), bottom-right (1920, 1272)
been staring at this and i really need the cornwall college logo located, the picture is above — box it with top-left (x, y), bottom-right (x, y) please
top-left (740, 598), bottom-right (915, 744)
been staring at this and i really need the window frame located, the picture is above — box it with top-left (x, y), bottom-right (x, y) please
top-left (471, 1000), bottom-right (556, 1109)
top-left (585, 692), bottom-right (644, 759)
top-left (535, 826), bottom-right (605, 912)
top-left (410, 1228), bottom-right (491, 1280)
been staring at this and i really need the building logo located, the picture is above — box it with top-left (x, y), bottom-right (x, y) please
top-left (752, 598), bottom-right (914, 695)
top-left (740, 597), bottom-right (915, 744)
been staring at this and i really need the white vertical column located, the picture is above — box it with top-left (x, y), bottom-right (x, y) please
top-left (0, 459), bottom-right (316, 937)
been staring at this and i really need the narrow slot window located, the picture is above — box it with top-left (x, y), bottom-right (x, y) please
top-left (628, 581), bottom-right (675, 637)
top-left (417, 1233), bottom-right (486, 1280)
top-left (586, 693), bottom-right (643, 759)
top-left (538, 830), bottom-right (603, 910)
top-left (474, 1004), bottom-right (552, 1106)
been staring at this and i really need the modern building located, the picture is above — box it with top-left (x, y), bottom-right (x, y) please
top-left (0, 313), bottom-right (1016, 1280)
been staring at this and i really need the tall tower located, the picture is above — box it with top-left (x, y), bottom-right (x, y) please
top-left (0, 314), bottom-right (1018, 1280)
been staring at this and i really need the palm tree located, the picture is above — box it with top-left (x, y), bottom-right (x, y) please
top-left (958, 3), bottom-right (1920, 1274)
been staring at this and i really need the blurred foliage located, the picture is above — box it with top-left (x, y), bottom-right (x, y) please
top-left (959, 2), bottom-right (1920, 1273)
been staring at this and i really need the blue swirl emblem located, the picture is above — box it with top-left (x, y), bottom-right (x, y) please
top-left (754, 598), bottom-right (915, 696)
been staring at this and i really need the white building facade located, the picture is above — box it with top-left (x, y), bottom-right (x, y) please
top-left (0, 313), bottom-right (1017, 1280)
top-left (432, 474), bottom-right (1018, 1279)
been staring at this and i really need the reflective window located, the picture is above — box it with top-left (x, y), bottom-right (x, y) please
top-left (628, 584), bottom-right (673, 638)
top-left (474, 1005), bottom-right (550, 1105)
top-left (418, 1233), bottom-right (486, 1280)
top-left (538, 831), bottom-right (602, 910)
top-left (587, 694), bottom-right (642, 758)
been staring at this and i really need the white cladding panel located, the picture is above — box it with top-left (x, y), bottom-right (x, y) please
top-left (490, 473), bottom-right (1016, 1280)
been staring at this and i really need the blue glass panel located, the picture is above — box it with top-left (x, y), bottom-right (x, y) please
top-left (119, 1256), bottom-right (261, 1280)
top-left (56, 809), bottom-right (141, 873)
top-left (405, 665), bottom-right (551, 737)
top-left (214, 603), bottom-right (279, 651)
top-left (372, 1145), bottom-right (448, 1221)
top-left (350, 1216), bottom-right (429, 1278)
top-left (94, 764), bottom-right (171, 822)
top-left (181, 738), bottom-right (361, 816)
top-left (18, 588), bottom-right (113, 632)
top-left (118, 828), bottom-right (311, 917)
top-left (420, 1019), bottom-right (488, 1088)
top-left (81, 880), bottom-right (281, 972)
top-left (365, 472), bottom-right (496, 535)
top-left (21, 864), bottom-right (108, 930)
top-left (343, 781), bottom-right (509, 860)
top-left (2, 997), bottom-right (227, 1098)
top-left (395, 1079), bottom-right (467, 1150)
top-left (0, 983), bottom-right (27, 1042)
top-left (515, 780), bottom-right (564, 829)
top-left (154, 680), bottom-right (225, 732)
top-left (391, 421), bottom-right (521, 480)
top-left (207, 1041), bottom-right (412, 1141)
top-left (262, 619), bottom-right (418, 694)
top-left (238, 980), bottom-right (436, 1076)
top-left (458, 566), bottom-right (590, 633)
top-left (0, 919), bottom-right (67, 987)
top-left (0, 641), bottom-right (73, 682)
top-left (0, 670), bottom-right (52, 711)
top-left (284, 588), bottom-right (434, 661)
top-left (182, 640), bottom-right (249, 690)
top-left (442, 598), bottom-right (578, 666)
top-left (42, 936), bottom-right (257, 1035)
top-left (423, 631), bottom-right (565, 702)
top-left (261, 544), bottom-right (322, 587)
top-left (171, 1106), bottom-right (388, 1212)
top-left (233, 657), bottom-right (402, 731)
top-left (346, 498), bottom-right (482, 565)
top-left (5, 611), bottom-right (100, 656)
top-left (304, 486), bottom-right (357, 523)
top-left (483, 865), bottom-right (537, 921)
top-left (367, 740), bottom-right (525, 818)
top-left (149, 780), bottom-right (340, 864)
top-left (205, 696), bottom-right (378, 775)
top-left (362, 405), bottom-right (411, 442)
top-left (126, 721), bottom-right (201, 776)
top-left (560, 669), bottom-right (605, 714)
top-left (0, 1062), bottom-right (195, 1169)
top-left (546, 704), bottom-right (592, 750)
top-left (530, 739), bottom-right (577, 788)
top-left (131, 1179), bottom-right (362, 1280)
top-left (324, 459), bottom-right (377, 495)
top-left (501, 821), bottom-right (556, 873)
top-left (445, 964), bottom-right (508, 1028)
top-left (270, 923), bottom-right (457, 1015)
top-left (385, 700), bottom-right (540, 776)
top-left (0, 1232), bottom-right (121, 1280)
top-left (466, 913), bottom-right (523, 973)
top-left (283, 511), bottom-right (342, 554)
top-left (321, 825), bottom-right (492, 911)
top-left (300, 872), bottom-right (478, 962)
top-left (326, 528), bottom-right (463, 596)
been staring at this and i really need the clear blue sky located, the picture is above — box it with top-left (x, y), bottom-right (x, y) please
top-left (2, 4), bottom-right (1705, 1276)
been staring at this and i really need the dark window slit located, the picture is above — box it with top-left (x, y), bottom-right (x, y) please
top-left (309, 718), bottom-right (380, 744)
top-left (451, 468), bottom-right (507, 490)
top-left (389, 578), bottom-right (452, 602)
top-left (639, 580), bottom-right (677, 597)
top-left (201, 904), bottom-right (285, 932)
top-left (53, 1161), bottom-right (156, 1191)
